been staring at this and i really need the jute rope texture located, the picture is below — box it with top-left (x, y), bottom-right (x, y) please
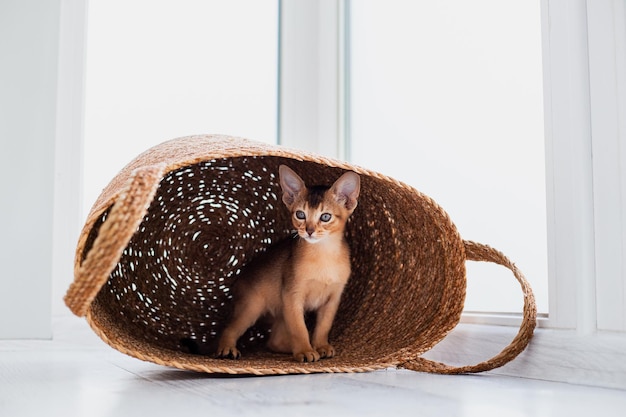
top-left (65, 134), bottom-right (536, 375)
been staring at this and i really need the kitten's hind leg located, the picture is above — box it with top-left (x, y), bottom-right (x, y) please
top-left (266, 315), bottom-right (291, 353)
top-left (216, 297), bottom-right (265, 359)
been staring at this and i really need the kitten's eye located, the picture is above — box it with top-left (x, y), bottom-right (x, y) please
top-left (295, 210), bottom-right (306, 220)
top-left (320, 213), bottom-right (332, 222)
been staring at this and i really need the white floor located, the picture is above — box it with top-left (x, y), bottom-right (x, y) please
top-left (1, 317), bottom-right (625, 417)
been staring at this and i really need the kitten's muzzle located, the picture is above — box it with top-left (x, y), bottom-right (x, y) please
top-left (300, 232), bottom-right (320, 244)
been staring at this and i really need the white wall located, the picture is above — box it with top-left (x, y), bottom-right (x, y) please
top-left (0, 0), bottom-right (61, 338)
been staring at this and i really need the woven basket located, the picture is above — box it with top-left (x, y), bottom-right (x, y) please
top-left (65, 134), bottom-right (536, 375)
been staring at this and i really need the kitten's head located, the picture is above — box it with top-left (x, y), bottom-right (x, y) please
top-left (278, 165), bottom-right (360, 244)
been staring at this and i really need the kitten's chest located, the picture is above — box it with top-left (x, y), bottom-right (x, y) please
top-left (290, 243), bottom-right (351, 309)
top-left (294, 255), bottom-right (350, 286)
top-left (297, 260), bottom-right (349, 310)
top-left (292, 240), bottom-right (350, 282)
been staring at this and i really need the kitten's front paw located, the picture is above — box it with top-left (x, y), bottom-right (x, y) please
top-left (315, 344), bottom-right (335, 359)
top-left (293, 350), bottom-right (321, 363)
top-left (216, 346), bottom-right (241, 360)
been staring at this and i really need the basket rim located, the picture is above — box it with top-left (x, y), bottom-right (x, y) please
top-left (79, 134), bottom-right (454, 248)
top-left (73, 134), bottom-right (460, 296)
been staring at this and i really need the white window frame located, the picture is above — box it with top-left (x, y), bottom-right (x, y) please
top-left (586, 0), bottom-right (626, 333)
top-left (542, 0), bottom-right (597, 331)
top-left (278, 0), bottom-right (349, 159)
top-left (541, 0), bottom-right (626, 333)
top-left (52, 0), bottom-right (87, 317)
top-left (48, 0), bottom-right (626, 387)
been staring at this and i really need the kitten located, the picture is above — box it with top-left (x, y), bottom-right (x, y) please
top-left (216, 165), bottom-right (360, 362)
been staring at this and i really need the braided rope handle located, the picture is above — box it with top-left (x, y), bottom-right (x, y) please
top-left (400, 240), bottom-right (537, 374)
top-left (65, 164), bottom-right (166, 316)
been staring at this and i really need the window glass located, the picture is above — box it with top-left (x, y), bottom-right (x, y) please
top-left (84, 0), bottom-right (278, 216)
top-left (349, 0), bottom-right (547, 313)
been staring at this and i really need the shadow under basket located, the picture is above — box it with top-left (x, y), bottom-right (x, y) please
top-left (65, 134), bottom-right (536, 375)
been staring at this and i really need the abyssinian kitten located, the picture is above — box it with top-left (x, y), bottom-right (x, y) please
top-left (216, 165), bottom-right (360, 362)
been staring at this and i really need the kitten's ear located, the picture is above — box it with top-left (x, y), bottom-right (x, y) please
top-left (331, 171), bottom-right (360, 211)
top-left (279, 165), bottom-right (306, 207)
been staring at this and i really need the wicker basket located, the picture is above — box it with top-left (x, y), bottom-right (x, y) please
top-left (65, 134), bottom-right (536, 375)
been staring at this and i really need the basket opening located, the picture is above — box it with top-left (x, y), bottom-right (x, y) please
top-left (85, 156), bottom-right (466, 365)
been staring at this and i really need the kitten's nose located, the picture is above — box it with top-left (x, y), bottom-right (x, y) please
top-left (306, 226), bottom-right (315, 236)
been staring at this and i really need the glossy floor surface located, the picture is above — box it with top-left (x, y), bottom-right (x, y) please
top-left (1, 317), bottom-right (625, 417)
